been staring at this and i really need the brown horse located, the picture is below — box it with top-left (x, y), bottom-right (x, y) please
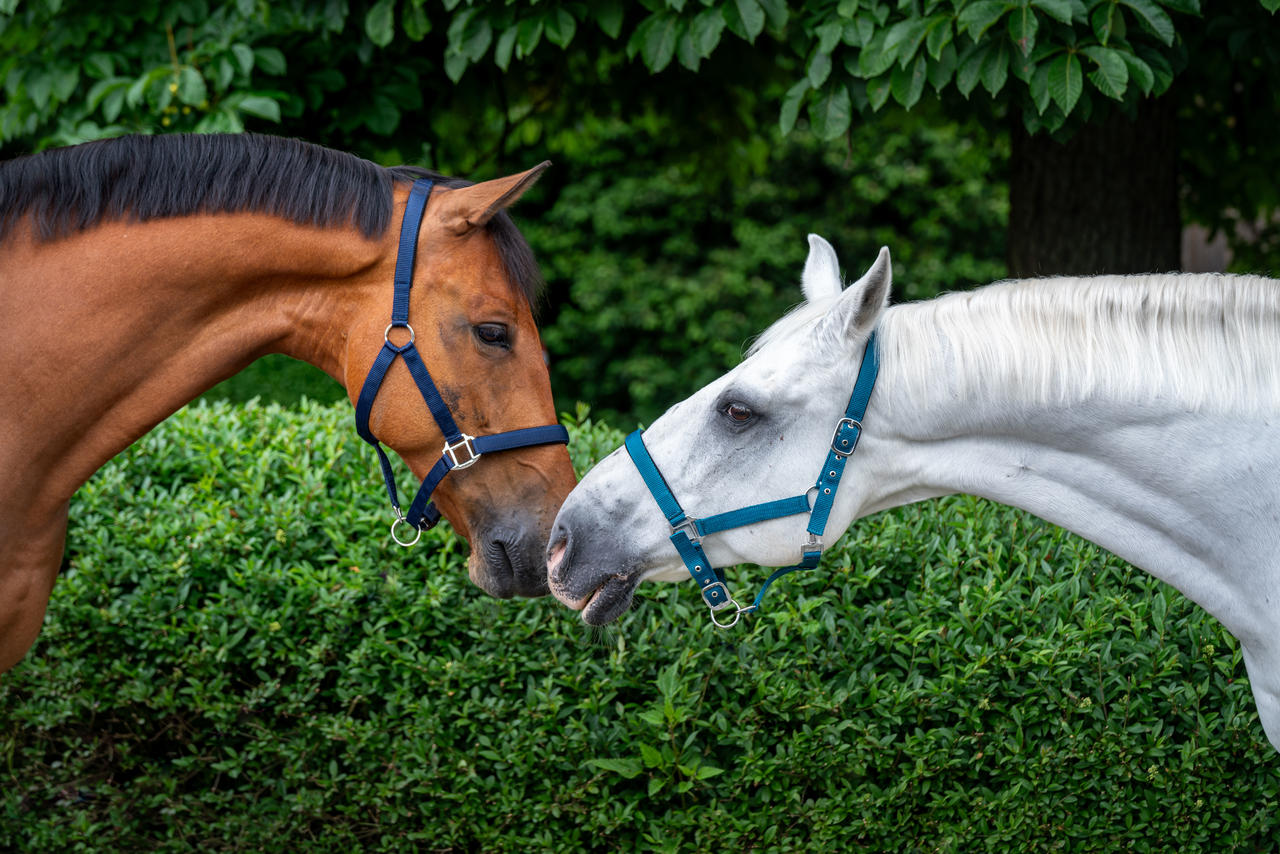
top-left (0, 133), bottom-right (577, 673)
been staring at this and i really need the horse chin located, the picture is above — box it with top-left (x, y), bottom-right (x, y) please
top-left (580, 574), bottom-right (639, 626)
top-left (467, 527), bottom-right (550, 599)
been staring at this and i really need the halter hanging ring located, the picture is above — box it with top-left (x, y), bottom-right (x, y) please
top-left (710, 600), bottom-right (746, 628)
top-left (390, 515), bottom-right (423, 547)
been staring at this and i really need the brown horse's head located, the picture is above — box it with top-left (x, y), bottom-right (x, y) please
top-left (345, 165), bottom-right (576, 598)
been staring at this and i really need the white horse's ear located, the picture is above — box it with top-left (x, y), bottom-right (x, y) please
top-left (819, 246), bottom-right (891, 345)
top-left (801, 234), bottom-right (843, 302)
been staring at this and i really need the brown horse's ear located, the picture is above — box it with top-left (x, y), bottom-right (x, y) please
top-left (437, 161), bottom-right (551, 235)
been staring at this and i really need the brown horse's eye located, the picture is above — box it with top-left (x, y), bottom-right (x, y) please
top-left (475, 323), bottom-right (510, 348)
top-left (725, 402), bottom-right (754, 423)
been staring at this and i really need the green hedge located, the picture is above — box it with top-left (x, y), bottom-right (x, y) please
top-left (2, 401), bottom-right (1275, 852)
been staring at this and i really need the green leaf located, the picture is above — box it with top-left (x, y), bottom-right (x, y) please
top-left (980, 40), bottom-right (1009, 96)
top-left (928, 41), bottom-right (957, 92)
top-left (1081, 45), bottom-right (1128, 100)
top-left (586, 758), bottom-right (643, 779)
top-left (237, 94), bottom-right (281, 122)
top-left (724, 0), bottom-right (765, 43)
top-left (844, 13), bottom-right (876, 47)
top-left (1121, 0), bottom-right (1175, 45)
top-left (402, 2), bottom-right (431, 41)
top-left (1091, 2), bottom-right (1123, 44)
top-left (696, 764), bottom-right (725, 779)
top-left (809, 81), bottom-right (851, 138)
top-left (1030, 60), bottom-right (1051, 113)
top-left (176, 67), bottom-right (206, 106)
top-left (545, 9), bottom-right (576, 48)
top-left (25, 69), bottom-right (52, 110)
top-left (1032, 0), bottom-right (1074, 24)
top-left (1262, 0), bottom-right (1279, 11)
top-left (1118, 49), bottom-right (1154, 94)
top-left (365, 0), bottom-right (395, 47)
top-left (84, 53), bottom-right (114, 80)
top-left (808, 50), bottom-right (832, 88)
top-left (1135, 44), bottom-right (1173, 94)
top-left (816, 21), bottom-right (843, 54)
top-left (494, 26), bottom-right (517, 70)
top-left (857, 29), bottom-right (896, 77)
top-left (690, 8), bottom-right (725, 57)
top-left (890, 54), bottom-right (927, 108)
top-left (517, 16), bottom-right (544, 57)
top-left (1007, 4), bottom-right (1038, 56)
top-left (254, 47), bottom-right (286, 76)
top-left (955, 43), bottom-right (986, 98)
top-left (677, 28), bottom-right (701, 70)
top-left (102, 88), bottom-right (125, 123)
top-left (758, 0), bottom-right (788, 29)
top-left (926, 16), bottom-right (953, 60)
top-left (779, 79), bottom-right (808, 135)
top-left (231, 44), bottom-right (254, 75)
top-left (87, 77), bottom-right (126, 110)
top-left (594, 0), bottom-right (624, 39)
top-left (1046, 51), bottom-right (1082, 113)
top-left (656, 663), bottom-right (679, 699)
top-left (884, 17), bottom-right (929, 67)
top-left (957, 0), bottom-right (1010, 38)
top-left (639, 743), bottom-right (664, 768)
top-left (639, 13), bottom-right (679, 72)
top-left (866, 72), bottom-right (892, 110)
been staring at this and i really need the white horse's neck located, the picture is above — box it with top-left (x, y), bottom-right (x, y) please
top-left (860, 277), bottom-right (1280, 651)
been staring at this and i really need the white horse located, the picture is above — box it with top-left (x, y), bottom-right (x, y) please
top-left (547, 235), bottom-right (1280, 752)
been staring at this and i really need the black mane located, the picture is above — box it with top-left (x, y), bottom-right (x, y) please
top-left (0, 133), bottom-right (541, 302)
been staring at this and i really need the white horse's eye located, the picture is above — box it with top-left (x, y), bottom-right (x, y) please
top-left (725, 402), bottom-right (754, 423)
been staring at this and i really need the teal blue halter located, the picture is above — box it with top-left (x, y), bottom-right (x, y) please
top-left (624, 331), bottom-right (880, 627)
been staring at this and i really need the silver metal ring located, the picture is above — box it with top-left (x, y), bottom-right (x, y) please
top-left (384, 322), bottom-right (415, 346)
top-left (710, 600), bottom-right (744, 629)
top-left (390, 517), bottom-right (422, 547)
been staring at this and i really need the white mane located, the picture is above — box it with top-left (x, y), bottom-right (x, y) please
top-left (755, 273), bottom-right (1280, 414)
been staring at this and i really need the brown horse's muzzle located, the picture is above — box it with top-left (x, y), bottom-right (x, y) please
top-left (468, 513), bottom-right (553, 598)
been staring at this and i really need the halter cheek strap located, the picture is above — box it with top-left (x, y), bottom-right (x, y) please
top-left (354, 177), bottom-right (569, 546)
top-left (625, 330), bottom-right (880, 627)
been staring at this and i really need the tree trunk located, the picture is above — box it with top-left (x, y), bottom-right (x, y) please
top-left (1008, 97), bottom-right (1180, 278)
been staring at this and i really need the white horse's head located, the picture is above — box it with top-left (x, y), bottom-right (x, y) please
top-left (548, 236), bottom-right (892, 624)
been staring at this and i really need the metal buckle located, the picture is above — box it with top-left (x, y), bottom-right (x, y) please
top-left (670, 517), bottom-right (702, 544)
top-left (443, 434), bottom-right (481, 470)
top-left (802, 531), bottom-right (823, 558)
top-left (830, 417), bottom-right (862, 457)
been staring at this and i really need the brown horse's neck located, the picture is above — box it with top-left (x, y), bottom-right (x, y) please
top-left (0, 213), bottom-right (389, 513)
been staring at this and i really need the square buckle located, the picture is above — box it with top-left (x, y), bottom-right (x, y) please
top-left (670, 517), bottom-right (702, 545)
top-left (443, 434), bottom-right (481, 469)
top-left (700, 580), bottom-right (734, 610)
top-left (830, 417), bottom-right (862, 457)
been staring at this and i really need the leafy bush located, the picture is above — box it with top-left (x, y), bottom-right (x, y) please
top-left (2, 400), bottom-right (1275, 852)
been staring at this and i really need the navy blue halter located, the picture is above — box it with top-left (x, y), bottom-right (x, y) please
top-left (625, 331), bottom-right (880, 626)
top-left (355, 177), bottom-right (569, 547)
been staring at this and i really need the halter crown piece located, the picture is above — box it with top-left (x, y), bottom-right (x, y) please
top-left (625, 331), bottom-right (880, 627)
top-left (355, 178), bottom-right (570, 547)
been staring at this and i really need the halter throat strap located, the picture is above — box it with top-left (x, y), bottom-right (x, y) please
top-left (354, 177), bottom-right (569, 544)
top-left (625, 330), bottom-right (880, 626)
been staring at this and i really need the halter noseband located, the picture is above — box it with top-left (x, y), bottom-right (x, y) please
top-left (355, 177), bottom-right (569, 547)
top-left (625, 331), bottom-right (880, 627)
